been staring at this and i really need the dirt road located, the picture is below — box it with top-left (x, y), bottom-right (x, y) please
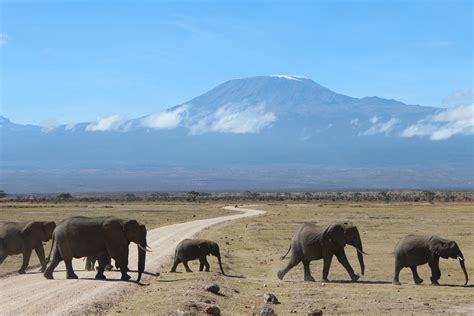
top-left (0, 205), bottom-right (265, 315)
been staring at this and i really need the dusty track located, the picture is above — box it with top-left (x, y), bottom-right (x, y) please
top-left (0, 205), bottom-right (265, 315)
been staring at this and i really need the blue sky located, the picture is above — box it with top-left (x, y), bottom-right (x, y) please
top-left (0, 0), bottom-right (472, 125)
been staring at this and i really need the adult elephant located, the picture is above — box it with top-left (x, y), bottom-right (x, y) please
top-left (170, 239), bottom-right (225, 275)
top-left (0, 221), bottom-right (56, 274)
top-left (44, 216), bottom-right (150, 282)
top-left (392, 235), bottom-right (468, 286)
top-left (277, 222), bottom-right (366, 282)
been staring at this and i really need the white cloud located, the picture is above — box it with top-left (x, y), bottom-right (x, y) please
top-left (442, 87), bottom-right (474, 106)
top-left (369, 116), bottom-right (379, 124)
top-left (86, 115), bottom-right (123, 132)
top-left (350, 118), bottom-right (359, 126)
top-left (360, 118), bottom-right (400, 136)
top-left (190, 103), bottom-right (276, 135)
top-left (401, 104), bottom-right (474, 140)
top-left (0, 33), bottom-right (8, 46)
top-left (141, 106), bottom-right (187, 129)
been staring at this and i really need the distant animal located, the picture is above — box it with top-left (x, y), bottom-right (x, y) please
top-left (44, 216), bottom-right (150, 282)
top-left (170, 239), bottom-right (225, 275)
top-left (0, 221), bottom-right (56, 274)
top-left (278, 222), bottom-right (366, 282)
top-left (392, 235), bottom-right (468, 286)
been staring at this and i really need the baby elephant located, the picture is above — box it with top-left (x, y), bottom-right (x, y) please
top-left (170, 239), bottom-right (225, 275)
top-left (393, 235), bottom-right (468, 286)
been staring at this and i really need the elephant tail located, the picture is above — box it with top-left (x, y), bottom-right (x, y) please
top-left (46, 233), bottom-right (55, 263)
top-left (280, 244), bottom-right (292, 260)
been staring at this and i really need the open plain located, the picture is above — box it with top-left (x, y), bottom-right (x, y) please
top-left (0, 201), bottom-right (473, 315)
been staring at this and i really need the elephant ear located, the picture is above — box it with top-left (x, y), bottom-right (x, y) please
top-left (122, 219), bottom-right (140, 242)
top-left (324, 224), bottom-right (346, 248)
top-left (43, 222), bottom-right (56, 241)
top-left (21, 222), bottom-right (44, 244)
top-left (198, 242), bottom-right (211, 255)
top-left (429, 236), bottom-right (449, 259)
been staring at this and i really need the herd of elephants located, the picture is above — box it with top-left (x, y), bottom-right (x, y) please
top-left (0, 215), bottom-right (469, 289)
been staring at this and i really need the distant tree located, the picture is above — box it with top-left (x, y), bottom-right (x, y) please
top-left (125, 193), bottom-right (138, 201)
top-left (57, 192), bottom-right (72, 200)
top-left (187, 191), bottom-right (200, 202)
top-left (423, 190), bottom-right (436, 203)
top-left (0, 190), bottom-right (8, 198)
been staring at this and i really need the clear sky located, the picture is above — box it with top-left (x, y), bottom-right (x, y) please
top-left (0, 0), bottom-right (472, 125)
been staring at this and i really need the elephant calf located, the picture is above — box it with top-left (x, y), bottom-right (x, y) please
top-left (0, 221), bottom-right (56, 274)
top-left (278, 222), bottom-right (366, 282)
top-left (393, 234), bottom-right (468, 286)
top-left (170, 239), bottom-right (225, 275)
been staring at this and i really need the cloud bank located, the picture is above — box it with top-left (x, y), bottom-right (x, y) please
top-left (360, 117), bottom-right (400, 136)
top-left (401, 104), bottom-right (474, 140)
top-left (141, 106), bottom-right (187, 129)
top-left (86, 115), bottom-right (124, 132)
top-left (190, 103), bottom-right (276, 135)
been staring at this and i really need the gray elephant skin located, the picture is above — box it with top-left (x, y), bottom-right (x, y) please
top-left (170, 239), bottom-right (225, 275)
top-left (44, 216), bottom-right (149, 282)
top-left (278, 222), bottom-right (366, 282)
top-left (393, 235), bottom-right (468, 286)
top-left (0, 221), bottom-right (56, 274)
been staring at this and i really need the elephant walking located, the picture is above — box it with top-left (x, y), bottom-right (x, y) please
top-left (170, 239), bottom-right (225, 275)
top-left (392, 235), bottom-right (468, 286)
top-left (0, 221), bottom-right (56, 274)
top-left (44, 216), bottom-right (150, 282)
top-left (278, 222), bottom-right (366, 282)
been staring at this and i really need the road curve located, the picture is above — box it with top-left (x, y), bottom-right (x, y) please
top-left (0, 205), bottom-right (265, 315)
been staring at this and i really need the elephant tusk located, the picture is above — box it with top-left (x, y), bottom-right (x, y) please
top-left (138, 244), bottom-right (152, 252)
top-left (356, 248), bottom-right (369, 255)
top-left (459, 256), bottom-right (465, 261)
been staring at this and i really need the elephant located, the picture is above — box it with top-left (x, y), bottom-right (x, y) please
top-left (170, 239), bottom-right (225, 275)
top-left (0, 221), bottom-right (56, 274)
top-left (392, 235), bottom-right (468, 286)
top-left (277, 222), bottom-right (366, 282)
top-left (44, 216), bottom-right (150, 282)
top-left (85, 256), bottom-right (114, 271)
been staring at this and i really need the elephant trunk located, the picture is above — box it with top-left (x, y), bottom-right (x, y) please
top-left (216, 252), bottom-right (225, 275)
top-left (136, 228), bottom-right (147, 283)
top-left (458, 250), bottom-right (468, 286)
top-left (354, 235), bottom-right (365, 276)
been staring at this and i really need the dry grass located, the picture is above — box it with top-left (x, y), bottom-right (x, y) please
top-left (109, 202), bottom-right (473, 315)
top-left (0, 202), bottom-right (230, 276)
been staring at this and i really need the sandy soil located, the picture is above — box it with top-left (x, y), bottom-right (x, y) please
top-left (0, 205), bottom-right (265, 315)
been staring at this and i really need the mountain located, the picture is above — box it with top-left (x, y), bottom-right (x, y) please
top-left (1, 75), bottom-right (472, 193)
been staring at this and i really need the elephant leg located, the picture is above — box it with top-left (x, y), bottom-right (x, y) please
top-left (410, 266), bottom-right (424, 284)
top-left (64, 258), bottom-right (78, 279)
top-left (200, 256), bottom-right (210, 272)
top-left (95, 254), bottom-right (108, 280)
top-left (85, 257), bottom-right (94, 271)
top-left (277, 256), bottom-right (300, 280)
top-left (335, 250), bottom-right (359, 282)
top-left (183, 260), bottom-right (193, 272)
top-left (34, 243), bottom-right (47, 272)
top-left (170, 257), bottom-right (181, 272)
top-left (105, 257), bottom-right (113, 271)
top-left (199, 257), bottom-right (205, 271)
top-left (18, 248), bottom-right (32, 274)
top-left (303, 261), bottom-right (315, 282)
top-left (0, 242), bottom-right (7, 265)
top-left (429, 259), bottom-right (441, 285)
top-left (322, 255), bottom-right (333, 282)
top-left (44, 247), bottom-right (62, 279)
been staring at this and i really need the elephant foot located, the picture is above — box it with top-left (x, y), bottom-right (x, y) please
top-left (40, 266), bottom-right (46, 273)
top-left (304, 275), bottom-right (316, 282)
top-left (392, 280), bottom-right (401, 285)
top-left (430, 277), bottom-right (440, 286)
top-left (414, 278), bottom-right (424, 285)
top-left (44, 272), bottom-right (54, 279)
top-left (67, 273), bottom-right (79, 279)
top-left (18, 269), bottom-right (26, 274)
top-left (322, 277), bottom-right (329, 282)
top-left (95, 273), bottom-right (107, 280)
top-left (121, 273), bottom-right (132, 281)
top-left (277, 271), bottom-right (284, 280)
top-left (351, 275), bottom-right (360, 282)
